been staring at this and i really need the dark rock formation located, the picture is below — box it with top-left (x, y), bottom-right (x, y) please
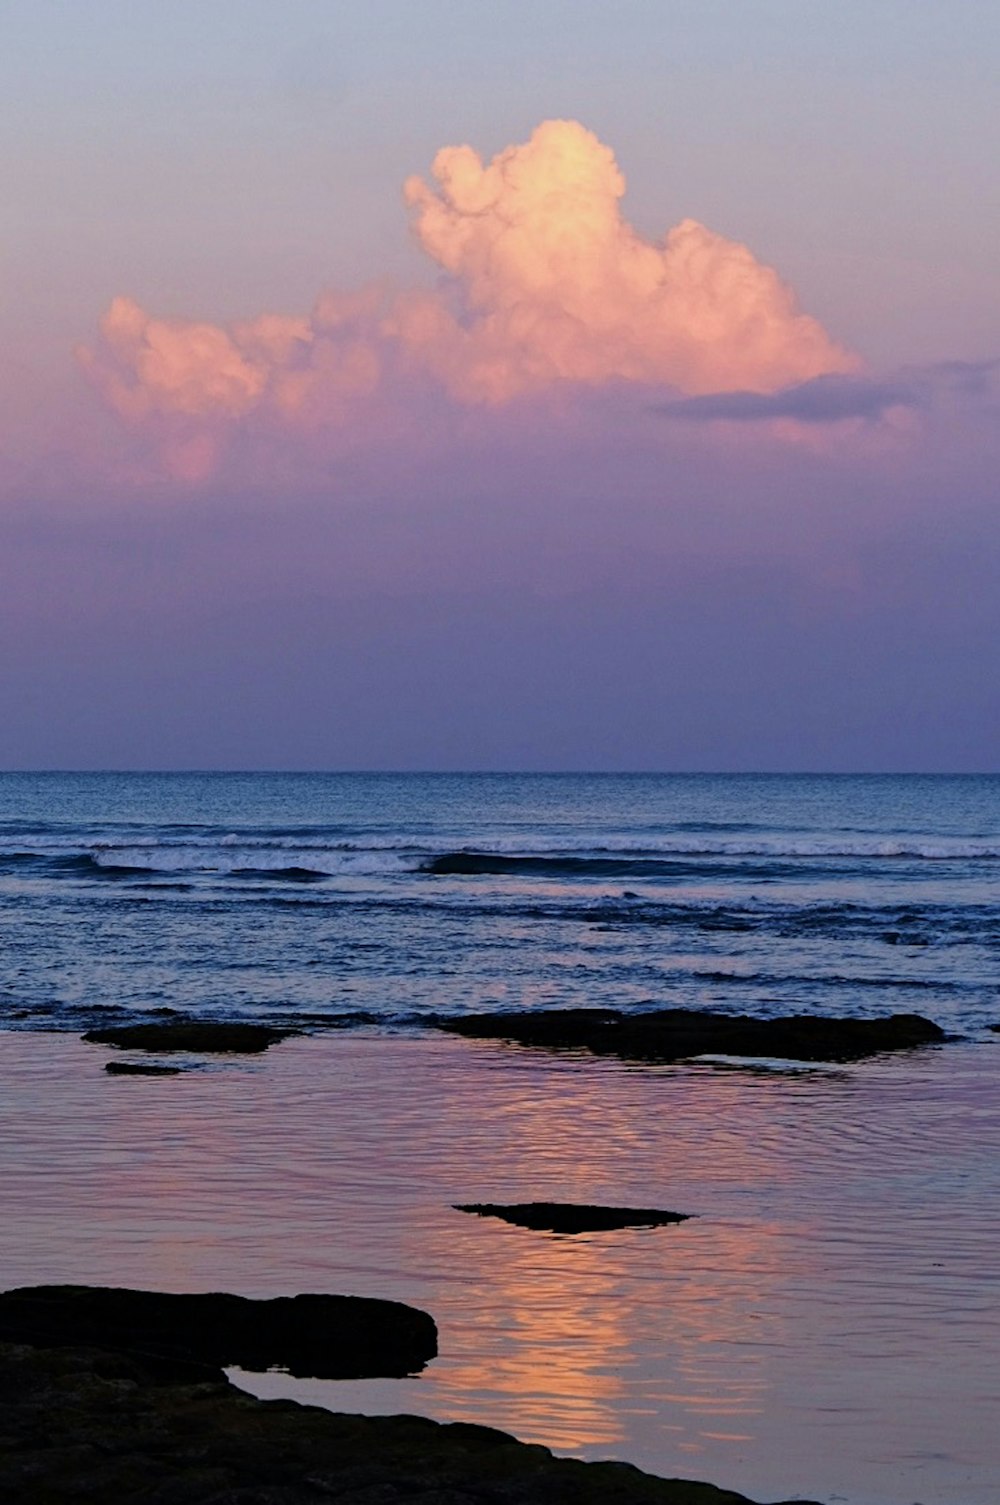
top-left (0, 1285), bottom-right (437, 1380)
top-left (83, 1021), bottom-right (299, 1053)
top-left (0, 1340), bottom-right (819, 1504)
top-left (439, 1007), bottom-right (946, 1064)
top-left (455, 1202), bottom-right (692, 1234)
top-left (104, 1060), bottom-right (184, 1076)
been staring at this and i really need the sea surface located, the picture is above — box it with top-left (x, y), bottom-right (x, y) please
top-left (0, 770), bottom-right (998, 1036)
top-left (2, 773), bottom-right (999, 1505)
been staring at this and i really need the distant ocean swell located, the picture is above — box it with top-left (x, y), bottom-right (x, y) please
top-left (3, 836), bottom-right (1000, 884)
top-left (0, 772), bottom-right (997, 1039)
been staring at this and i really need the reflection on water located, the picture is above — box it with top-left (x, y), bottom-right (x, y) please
top-left (1, 1031), bottom-right (998, 1505)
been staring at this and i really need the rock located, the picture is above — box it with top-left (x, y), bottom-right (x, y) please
top-left (0, 1340), bottom-right (820, 1504)
top-left (0, 1285), bottom-right (437, 1380)
top-left (104, 1060), bottom-right (184, 1076)
top-left (83, 1021), bottom-right (299, 1053)
top-left (424, 851), bottom-right (536, 874)
top-left (455, 1202), bottom-right (692, 1234)
top-left (439, 1007), bottom-right (946, 1064)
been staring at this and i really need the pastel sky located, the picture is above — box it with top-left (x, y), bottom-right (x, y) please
top-left (3, 1), bottom-right (999, 769)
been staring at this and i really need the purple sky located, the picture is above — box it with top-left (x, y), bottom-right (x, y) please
top-left (2, 3), bottom-right (998, 769)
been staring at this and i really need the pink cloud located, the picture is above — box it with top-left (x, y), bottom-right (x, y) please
top-left (77, 119), bottom-right (857, 477)
top-left (79, 296), bottom-right (379, 421)
top-left (395, 119), bottom-right (856, 401)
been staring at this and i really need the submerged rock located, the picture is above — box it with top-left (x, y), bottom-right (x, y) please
top-left (0, 1340), bottom-right (819, 1504)
top-left (104, 1060), bottom-right (184, 1076)
top-left (83, 1020), bottom-right (299, 1053)
top-left (439, 1007), bottom-right (946, 1064)
top-left (455, 1202), bottom-right (692, 1234)
top-left (0, 1285), bottom-right (437, 1380)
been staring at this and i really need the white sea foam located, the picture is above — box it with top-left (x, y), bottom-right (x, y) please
top-left (79, 832), bottom-right (1000, 874)
top-left (88, 843), bottom-right (421, 877)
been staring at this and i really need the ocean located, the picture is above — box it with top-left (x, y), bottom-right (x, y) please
top-left (1, 770), bottom-right (998, 1036)
top-left (2, 772), bottom-right (998, 1505)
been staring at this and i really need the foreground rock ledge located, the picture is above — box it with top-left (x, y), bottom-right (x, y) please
top-left (438, 1008), bottom-right (946, 1064)
top-left (0, 1342), bottom-right (819, 1505)
top-left (0, 1285), bottom-right (437, 1380)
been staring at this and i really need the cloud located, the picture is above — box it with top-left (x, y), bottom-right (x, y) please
top-left (77, 118), bottom-right (857, 476)
top-left (655, 358), bottom-right (1000, 434)
top-left (916, 357), bottom-right (1000, 403)
top-left (393, 119), bottom-right (856, 402)
top-left (657, 373), bottom-right (918, 425)
top-left (76, 287), bottom-right (384, 481)
top-left (77, 291), bottom-right (382, 474)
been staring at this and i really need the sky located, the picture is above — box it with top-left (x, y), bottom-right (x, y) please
top-left (2, 0), bottom-right (999, 770)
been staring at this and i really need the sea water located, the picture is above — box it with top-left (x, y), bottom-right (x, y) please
top-left (1, 772), bottom-right (998, 1505)
top-left (0, 771), bottom-right (998, 1035)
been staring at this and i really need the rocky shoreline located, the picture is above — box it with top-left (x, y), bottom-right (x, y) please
top-left (77, 1008), bottom-right (950, 1069)
top-left (438, 1006), bottom-right (947, 1063)
top-left (0, 1338), bottom-right (820, 1504)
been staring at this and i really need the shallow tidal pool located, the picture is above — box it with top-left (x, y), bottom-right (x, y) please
top-left (1, 1029), bottom-right (998, 1505)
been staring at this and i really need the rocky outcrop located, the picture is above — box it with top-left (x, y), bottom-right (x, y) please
top-left (0, 1285), bottom-right (437, 1380)
top-left (104, 1060), bottom-right (184, 1076)
top-left (83, 1021), bottom-right (299, 1053)
top-left (0, 1340), bottom-right (820, 1504)
top-left (455, 1202), bottom-right (692, 1234)
top-left (439, 1007), bottom-right (946, 1064)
